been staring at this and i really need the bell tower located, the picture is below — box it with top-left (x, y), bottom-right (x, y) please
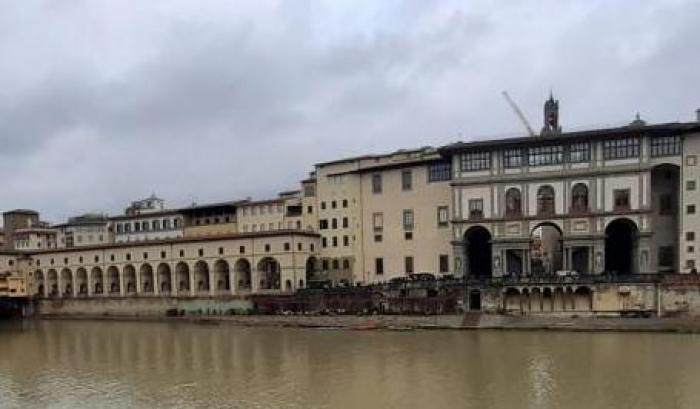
top-left (541, 92), bottom-right (561, 135)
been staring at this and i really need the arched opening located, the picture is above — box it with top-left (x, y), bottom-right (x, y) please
top-left (537, 185), bottom-right (556, 215)
top-left (305, 256), bottom-right (320, 282)
top-left (542, 288), bottom-right (553, 312)
top-left (47, 269), bottom-right (58, 297)
top-left (574, 287), bottom-right (593, 311)
top-left (651, 164), bottom-right (680, 272)
top-left (505, 187), bottom-right (522, 217)
top-left (605, 218), bottom-right (639, 275)
top-left (123, 265), bottom-right (137, 294)
top-left (140, 264), bottom-right (154, 293)
top-left (60, 268), bottom-right (73, 297)
top-left (157, 263), bottom-right (171, 294)
top-left (552, 288), bottom-right (565, 311)
top-left (91, 267), bottom-right (104, 295)
top-left (530, 288), bottom-right (543, 312)
top-left (530, 223), bottom-right (563, 276)
top-left (213, 260), bottom-right (230, 292)
top-left (468, 290), bottom-right (481, 311)
top-left (285, 279), bottom-right (292, 292)
top-left (175, 262), bottom-right (190, 293)
top-left (194, 261), bottom-right (210, 293)
top-left (34, 270), bottom-right (45, 297)
top-left (571, 183), bottom-right (589, 213)
top-left (107, 266), bottom-right (120, 294)
top-left (258, 257), bottom-right (280, 290)
top-left (503, 288), bottom-right (521, 313)
top-left (464, 226), bottom-right (492, 278)
top-left (76, 268), bottom-right (88, 296)
top-left (234, 259), bottom-right (252, 291)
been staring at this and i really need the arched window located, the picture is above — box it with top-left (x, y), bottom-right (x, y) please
top-left (505, 188), bottom-right (522, 217)
top-left (571, 183), bottom-right (589, 213)
top-left (537, 185), bottom-right (555, 215)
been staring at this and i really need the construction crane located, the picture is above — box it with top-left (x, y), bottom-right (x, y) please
top-left (502, 91), bottom-right (536, 137)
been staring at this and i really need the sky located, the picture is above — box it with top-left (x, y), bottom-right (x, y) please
top-left (1, 0), bottom-right (699, 222)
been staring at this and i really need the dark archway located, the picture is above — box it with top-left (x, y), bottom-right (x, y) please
top-left (123, 265), bottom-right (137, 294)
top-left (157, 263), bottom-right (171, 294)
top-left (175, 262), bottom-right (190, 293)
top-left (91, 267), bottom-right (104, 295)
top-left (258, 257), bottom-right (281, 290)
top-left (47, 269), bottom-right (58, 297)
top-left (107, 266), bottom-right (120, 294)
top-left (530, 223), bottom-right (563, 276)
top-left (140, 264), bottom-right (154, 293)
top-left (76, 268), bottom-right (88, 295)
top-left (213, 259), bottom-right (230, 292)
top-left (465, 227), bottom-right (492, 278)
top-left (60, 268), bottom-right (73, 297)
top-left (305, 256), bottom-right (319, 282)
top-left (234, 259), bottom-right (252, 291)
top-left (194, 261), bottom-right (210, 293)
top-left (605, 218), bottom-right (638, 275)
top-left (469, 290), bottom-right (482, 311)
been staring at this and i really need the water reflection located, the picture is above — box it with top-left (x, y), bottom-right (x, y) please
top-left (1, 321), bottom-right (699, 409)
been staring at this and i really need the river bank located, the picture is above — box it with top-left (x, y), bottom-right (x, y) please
top-left (33, 313), bottom-right (700, 334)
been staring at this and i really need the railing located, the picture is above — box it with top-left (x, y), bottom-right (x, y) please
top-left (466, 273), bottom-right (664, 287)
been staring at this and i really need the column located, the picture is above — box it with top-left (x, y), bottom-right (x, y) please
top-left (87, 273), bottom-right (93, 297)
top-left (119, 270), bottom-right (125, 297)
top-left (135, 269), bottom-right (142, 295)
top-left (229, 269), bottom-right (236, 296)
top-left (189, 269), bottom-right (196, 297)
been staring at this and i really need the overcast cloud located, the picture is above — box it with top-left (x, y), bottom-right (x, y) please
top-left (1, 0), bottom-right (699, 222)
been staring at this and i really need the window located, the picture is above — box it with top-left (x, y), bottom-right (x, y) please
top-left (439, 254), bottom-right (449, 273)
top-left (529, 145), bottom-right (563, 166)
top-left (460, 151), bottom-right (491, 171)
top-left (134, 223), bottom-right (140, 232)
top-left (687, 260), bottom-right (696, 269)
top-left (687, 180), bottom-right (697, 191)
top-left (321, 202), bottom-right (326, 210)
top-left (142, 221), bottom-right (149, 231)
top-left (650, 136), bottom-right (681, 157)
top-left (126, 254), bottom-right (131, 261)
top-left (239, 246), bottom-right (245, 254)
top-left (503, 148), bottom-right (524, 168)
top-left (604, 138), bottom-right (640, 159)
top-left (404, 231), bottom-right (413, 240)
top-left (109, 255), bottom-right (114, 262)
top-left (343, 236), bottom-right (349, 246)
top-left (505, 188), bottom-right (522, 217)
top-left (319, 219), bottom-right (328, 230)
top-left (284, 243), bottom-right (290, 251)
top-left (342, 217), bottom-right (349, 228)
top-left (218, 247), bottom-right (224, 255)
top-left (163, 219), bottom-right (170, 229)
top-left (332, 259), bottom-right (339, 270)
top-left (331, 218), bottom-right (338, 229)
top-left (179, 250), bottom-right (184, 257)
top-left (298, 242), bottom-right (302, 251)
top-left (265, 244), bottom-right (271, 252)
top-left (331, 201), bottom-right (337, 209)
top-left (403, 209), bottom-right (414, 230)
top-left (307, 205), bottom-right (313, 214)
top-left (116, 224), bottom-right (123, 234)
top-left (198, 249), bottom-right (204, 257)
top-left (342, 259), bottom-right (350, 270)
top-left (304, 184), bottom-right (315, 197)
top-left (375, 258), bottom-right (384, 275)
top-left (332, 236), bottom-right (338, 247)
top-left (468, 199), bottom-right (484, 220)
top-left (322, 237), bottom-right (327, 248)
top-left (614, 189), bottom-right (630, 210)
top-left (537, 185), bottom-right (555, 214)
top-left (688, 205), bottom-right (697, 215)
top-left (322, 260), bottom-right (329, 270)
top-left (343, 199), bottom-right (348, 208)
top-left (161, 251), bottom-right (166, 259)
top-left (373, 213), bottom-right (383, 231)
top-left (687, 155), bottom-right (698, 166)
top-left (571, 183), bottom-right (589, 213)
top-left (687, 232), bottom-right (695, 242)
top-left (152, 220), bottom-right (160, 230)
top-left (405, 256), bottom-right (414, 273)
top-left (428, 162), bottom-right (451, 182)
top-left (569, 142), bottom-right (590, 163)
top-left (94, 256), bottom-right (99, 262)
top-left (688, 246), bottom-right (695, 253)
top-left (401, 170), bottom-right (413, 191)
top-left (374, 234), bottom-right (383, 242)
top-left (437, 206), bottom-right (449, 227)
top-left (659, 246), bottom-right (674, 267)
top-left (372, 174), bottom-right (382, 194)
top-left (142, 252), bottom-right (148, 260)
top-left (173, 219), bottom-right (180, 228)
top-left (310, 243), bottom-right (314, 252)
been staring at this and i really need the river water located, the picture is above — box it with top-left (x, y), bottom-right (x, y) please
top-left (1, 320), bottom-right (699, 409)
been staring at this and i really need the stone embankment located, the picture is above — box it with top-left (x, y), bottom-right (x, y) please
top-left (39, 313), bottom-right (700, 333)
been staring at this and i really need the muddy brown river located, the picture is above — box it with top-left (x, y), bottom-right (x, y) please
top-left (1, 320), bottom-right (699, 408)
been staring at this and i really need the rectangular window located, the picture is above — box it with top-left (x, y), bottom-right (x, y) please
top-left (375, 258), bottom-right (384, 275)
top-left (404, 231), bottom-right (413, 240)
top-left (469, 199), bottom-right (484, 220)
top-left (372, 174), bottom-right (382, 194)
top-left (342, 217), bottom-right (349, 228)
top-left (604, 137), bottom-right (640, 160)
top-left (319, 219), bottom-right (328, 230)
top-left (321, 202), bottom-right (326, 210)
top-left (569, 142), bottom-right (591, 163)
top-left (687, 180), bottom-right (697, 191)
top-left (304, 184), bottom-right (316, 197)
top-left (528, 145), bottom-right (564, 166)
top-left (650, 136), bottom-right (681, 157)
top-left (439, 254), bottom-right (449, 273)
top-left (373, 213), bottom-right (383, 232)
top-left (427, 162), bottom-right (452, 182)
top-left (459, 151), bottom-right (491, 171)
top-left (503, 148), bottom-right (524, 168)
top-left (374, 234), bottom-right (382, 242)
top-left (437, 206), bottom-right (449, 227)
top-left (404, 256), bottom-right (414, 274)
top-left (401, 170), bottom-right (413, 191)
top-left (332, 236), bottom-right (338, 247)
top-left (687, 232), bottom-right (695, 241)
top-left (342, 199), bottom-right (348, 208)
top-left (322, 237), bottom-right (327, 248)
top-left (614, 189), bottom-right (630, 210)
top-left (403, 209), bottom-right (414, 231)
top-left (331, 218), bottom-right (338, 229)
top-left (687, 260), bottom-right (696, 269)
top-left (688, 205), bottom-right (696, 215)
top-left (343, 235), bottom-right (349, 246)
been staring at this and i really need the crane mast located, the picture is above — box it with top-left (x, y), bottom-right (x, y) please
top-left (502, 91), bottom-right (536, 137)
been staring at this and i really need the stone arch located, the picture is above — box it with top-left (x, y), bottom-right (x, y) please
top-left (574, 287), bottom-right (593, 311)
top-left (503, 288), bottom-right (521, 312)
top-left (552, 287), bottom-right (565, 311)
top-left (176, 262), bottom-right (190, 293)
top-left (505, 187), bottom-right (522, 217)
top-left (605, 218), bottom-right (639, 275)
top-left (47, 269), bottom-right (58, 297)
top-left (530, 222), bottom-right (564, 276)
top-left (34, 270), bottom-right (45, 297)
top-left (91, 267), bottom-right (104, 295)
top-left (305, 256), bottom-right (320, 282)
top-left (157, 263), bottom-right (171, 294)
top-left (537, 185), bottom-right (556, 215)
top-left (76, 267), bottom-right (88, 295)
top-left (257, 257), bottom-right (280, 290)
top-left (60, 268), bottom-right (73, 297)
top-left (193, 260), bottom-right (210, 293)
top-left (213, 259), bottom-right (230, 292)
top-left (140, 263), bottom-right (154, 293)
top-left (464, 226), bottom-right (492, 278)
top-left (571, 183), bottom-right (589, 212)
top-left (107, 266), bottom-right (120, 294)
top-left (542, 287), bottom-right (553, 312)
top-left (123, 265), bottom-right (137, 294)
top-left (234, 259), bottom-right (252, 291)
